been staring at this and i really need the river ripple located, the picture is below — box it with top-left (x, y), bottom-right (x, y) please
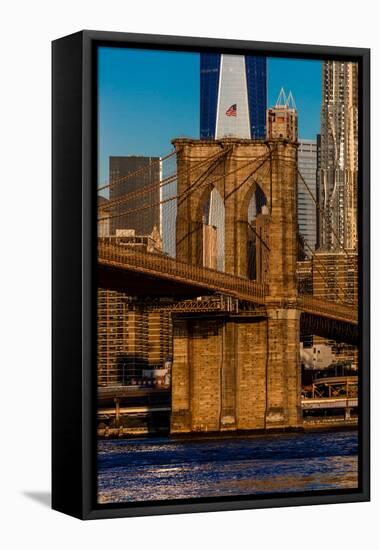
top-left (97, 430), bottom-right (358, 504)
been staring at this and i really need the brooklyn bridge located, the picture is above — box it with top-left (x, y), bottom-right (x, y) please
top-left (97, 137), bottom-right (358, 434)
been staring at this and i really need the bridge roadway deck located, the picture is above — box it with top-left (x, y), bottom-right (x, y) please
top-left (98, 405), bottom-right (171, 416)
top-left (98, 241), bottom-right (267, 303)
top-left (97, 389), bottom-right (358, 415)
top-left (312, 376), bottom-right (358, 386)
top-left (301, 397), bottom-right (358, 409)
top-left (98, 400), bottom-right (358, 415)
top-left (98, 386), bottom-right (170, 401)
top-left (298, 295), bottom-right (358, 325)
top-left (98, 242), bottom-right (357, 326)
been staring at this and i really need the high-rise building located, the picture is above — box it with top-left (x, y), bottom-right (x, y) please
top-left (309, 250), bottom-right (358, 371)
top-left (113, 226), bottom-right (163, 254)
top-left (202, 223), bottom-right (217, 269)
top-left (97, 289), bottom-right (173, 387)
top-left (200, 53), bottom-right (267, 140)
top-left (147, 310), bottom-right (173, 371)
top-left (98, 196), bottom-right (110, 237)
top-left (312, 250), bottom-right (358, 305)
top-left (199, 54), bottom-right (266, 272)
top-left (316, 134), bottom-right (322, 250)
top-left (98, 156), bottom-right (170, 389)
top-left (97, 289), bottom-right (131, 387)
top-left (319, 61), bottom-right (358, 251)
top-left (266, 88), bottom-right (298, 142)
top-left (109, 156), bottom-right (161, 236)
top-left (298, 139), bottom-right (318, 254)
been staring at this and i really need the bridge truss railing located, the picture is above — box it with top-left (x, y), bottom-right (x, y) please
top-left (298, 294), bottom-right (358, 324)
top-left (98, 239), bottom-right (358, 324)
top-left (98, 239), bottom-right (268, 304)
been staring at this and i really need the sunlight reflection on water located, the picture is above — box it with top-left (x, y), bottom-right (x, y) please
top-left (97, 430), bottom-right (358, 504)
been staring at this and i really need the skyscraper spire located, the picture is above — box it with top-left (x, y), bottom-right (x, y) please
top-left (286, 90), bottom-right (296, 109)
top-left (267, 88), bottom-right (298, 142)
top-left (276, 86), bottom-right (287, 107)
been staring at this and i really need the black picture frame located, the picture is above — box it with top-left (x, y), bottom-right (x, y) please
top-left (52, 30), bottom-right (370, 520)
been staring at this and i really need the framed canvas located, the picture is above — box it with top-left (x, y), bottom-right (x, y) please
top-left (52, 30), bottom-right (370, 519)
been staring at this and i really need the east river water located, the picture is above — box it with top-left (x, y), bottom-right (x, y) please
top-left (97, 430), bottom-right (358, 504)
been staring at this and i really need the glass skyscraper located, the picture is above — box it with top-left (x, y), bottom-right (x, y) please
top-left (298, 139), bottom-right (318, 255)
top-left (200, 53), bottom-right (267, 140)
top-left (319, 61), bottom-right (358, 251)
top-left (109, 156), bottom-right (161, 236)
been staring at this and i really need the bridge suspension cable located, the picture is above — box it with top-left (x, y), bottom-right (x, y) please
top-left (296, 166), bottom-right (351, 258)
top-left (97, 146), bottom-right (232, 225)
top-left (176, 146), bottom-right (234, 207)
top-left (98, 150), bottom-right (177, 193)
top-left (223, 152), bottom-right (272, 202)
top-left (96, 143), bottom-right (357, 325)
top-left (297, 232), bottom-right (352, 305)
top-left (274, 154), bottom-right (354, 259)
top-left (98, 147), bottom-right (271, 225)
top-left (99, 146), bottom-right (233, 213)
top-left (260, 154), bottom-right (358, 307)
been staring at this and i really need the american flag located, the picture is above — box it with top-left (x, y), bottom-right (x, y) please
top-left (226, 104), bottom-right (237, 117)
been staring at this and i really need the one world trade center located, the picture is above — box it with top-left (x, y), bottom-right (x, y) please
top-left (200, 53), bottom-right (267, 140)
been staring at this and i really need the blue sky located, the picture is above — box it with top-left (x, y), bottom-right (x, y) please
top-left (268, 57), bottom-right (322, 139)
top-left (98, 47), bottom-right (321, 185)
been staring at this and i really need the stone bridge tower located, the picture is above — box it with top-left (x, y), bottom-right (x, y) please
top-left (170, 138), bottom-right (301, 433)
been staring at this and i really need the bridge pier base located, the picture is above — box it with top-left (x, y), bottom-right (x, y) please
top-left (170, 311), bottom-right (302, 435)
